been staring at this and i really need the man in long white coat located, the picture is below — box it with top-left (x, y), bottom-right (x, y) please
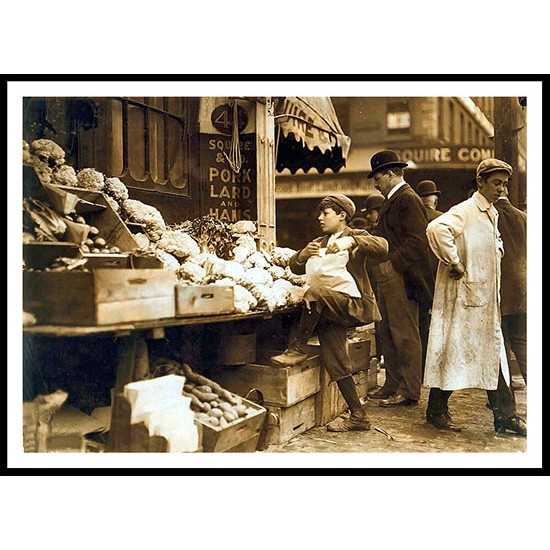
top-left (423, 158), bottom-right (526, 436)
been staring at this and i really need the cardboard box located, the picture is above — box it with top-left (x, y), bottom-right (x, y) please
top-left (207, 351), bottom-right (321, 407)
top-left (23, 269), bottom-right (176, 325)
top-left (175, 285), bottom-right (235, 317)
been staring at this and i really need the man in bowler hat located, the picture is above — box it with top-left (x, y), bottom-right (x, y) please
top-left (415, 179), bottom-right (443, 222)
top-left (415, 179), bottom-right (444, 369)
top-left (366, 150), bottom-right (435, 407)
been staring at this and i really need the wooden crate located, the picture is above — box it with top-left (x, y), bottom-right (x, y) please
top-left (264, 394), bottom-right (317, 445)
top-left (108, 393), bottom-right (203, 452)
top-left (207, 351), bottom-right (321, 407)
top-left (315, 367), bottom-right (371, 426)
top-left (347, 338), bottom-right (371, 373)
top-left (49, 185), bottom-right (141, 252)
top-left (197, 397), bottom-right (267, 453)
top-left (23, 269), bottom-right (176, 325)
top-left (176, 285), bottom-right (235, 317)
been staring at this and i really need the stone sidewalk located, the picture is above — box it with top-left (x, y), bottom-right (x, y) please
top-left (264, 372), bottom-right (527, 453)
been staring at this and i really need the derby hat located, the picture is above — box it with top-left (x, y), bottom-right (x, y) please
top-left (416, 180), bottom-right (441, 197)
top-left (476, 158), bottom-right (513, 178)
top-left (361, 192), bottom-right (385, 212)
top-left (367, 150), bottom-right (408, 179)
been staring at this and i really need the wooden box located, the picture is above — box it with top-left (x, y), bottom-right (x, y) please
top-left (23, 269), bottom-right (176, 325)
top-left (176, 285), bottom-right (235, 317)
top-left (264, 394), bottom-right (317, 445)
top-left (315, 366), bottom-right (371, 426)
top-left (197, 397), bottom-right (267, 453)
top-left (217, 332), bottom-right (257, 365)
top-left (347, 338), bottom-right (371, 373)
top-left (207, 350), bottom-right (321, 407)
top-left (49, 185), bottom-right (141, 252)
top-left (108, 393), bottom-right (203, 452)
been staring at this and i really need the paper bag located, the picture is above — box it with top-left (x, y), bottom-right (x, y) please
top-left (305, 250), bottom-right (360, 297)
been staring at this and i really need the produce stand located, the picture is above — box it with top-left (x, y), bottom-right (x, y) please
top-left (21, 94), bottom-right (360, 453)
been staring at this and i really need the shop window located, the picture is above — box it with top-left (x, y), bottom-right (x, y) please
top-left (22, 97), bottom-right (190, 196)
top-left (386, 101), bottom-right (411, 135)
top-left (111, 97), bottom-right (190, 195)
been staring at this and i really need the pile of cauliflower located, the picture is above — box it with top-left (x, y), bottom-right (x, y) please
top-left (23, 138), bottom-right (306, 314)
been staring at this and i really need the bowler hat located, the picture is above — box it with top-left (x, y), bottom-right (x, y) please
top-left (416, 180), bottom-right (441, 197)
top-left (476, 158), bottom-right (513, 178)
top-left (361, 192), bottom-right (385, 212)
top-left (367, 150), bottom-right (408, 179)
top-left (323, 194), bottom-right (356, 219)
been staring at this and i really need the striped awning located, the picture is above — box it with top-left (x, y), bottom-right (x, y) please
top-left (274, 97), bottom-right (351, 174)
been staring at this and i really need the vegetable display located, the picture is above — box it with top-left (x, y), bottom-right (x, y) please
top-left (151, 358), bottom-right (256, 430)
top-left (22, 138), bottom-right (307, 312)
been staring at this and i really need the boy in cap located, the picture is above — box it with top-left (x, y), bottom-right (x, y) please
top-left (272, 194), bottom-right (389, 431)
top-left (423, 158), bottom-right (526, 436)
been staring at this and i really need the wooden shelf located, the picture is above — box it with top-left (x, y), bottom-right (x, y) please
top-left (23, 305), bottom-right (301, 338)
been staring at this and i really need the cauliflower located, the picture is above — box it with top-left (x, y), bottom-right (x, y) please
top-left (288, 285), bottom-right (306, 304)
top-left (76, 168), bottom-right (105, 191)
top-left (267, 265), bottom-right (286, 280)
top-left (104, 194), bottom-right (121, 213)
top-left (157, 230), bottom-right (200, 260)
top-left (232, 284), bottom-right (258, 313)
top-left (206, 258), bottom-right (246, 282)
top-left (122, 199), bottom-right (166, 242)
top-left (235, 234), bottom-right (257, 255)
top-left (273, 278), bottom-right (293, 294)
top-left (30, 139), bottom-right (66, 167)
top-left (239, 267), bottom-right (273, 289)
top-left (248, 250), bottom-right (270, 269)
top-left (176, 261), bottom-right (207, 283)
top-left (283, 266), bottom-right (306, 286)
top-left (212, 277), bottom-right (236, 287)
top-left (51, 165), bottom-right (78, 187)
top-left (154, 249), bottom-right (180, 270)
top-left (104, 177), bottom-right (129, 202)
top-left (250, 284), bottom-right (286, 311)
top-left (231, 220), bottom-right (256, 234)
top-left (133, 232), bottom-right (151, 251)
top-left (271, 247), bottom-right (297, 268)
top-left (232, 245), bottom-right (251, 264)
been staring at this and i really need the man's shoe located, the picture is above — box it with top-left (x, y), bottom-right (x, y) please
top-left (367, 387), bottom-right (395, 400)
top-left (271, 341), bottom-right (311, 367)
top-left (379, 394), bottom-right (418, 407)
top-left (326, 409), bottom-right (371, 432)
top-left (494, 416), bottom-right (527, 437)
top-left (426, 411), bottom-right (462, 432)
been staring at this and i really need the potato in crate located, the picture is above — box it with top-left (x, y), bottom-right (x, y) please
top-left (180, 363), bottom-right (266, 452)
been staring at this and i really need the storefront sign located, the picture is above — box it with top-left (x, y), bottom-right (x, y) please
top-left (200, 134), bottom-right (257, 222)
top-left (393, 146), bottom-right (495, 165)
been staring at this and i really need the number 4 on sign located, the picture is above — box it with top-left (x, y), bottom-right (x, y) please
top-left (214, 108), bottom-right (231, 131)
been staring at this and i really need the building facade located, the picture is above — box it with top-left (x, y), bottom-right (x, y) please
top-left (275, 96), bottom-right (527, 249)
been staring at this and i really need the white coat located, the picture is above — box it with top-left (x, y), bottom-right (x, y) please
top-left (423, 191), bottom-right (509, 390)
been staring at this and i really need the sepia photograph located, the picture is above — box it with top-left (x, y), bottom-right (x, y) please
top-left (8, 79), bottom-right (542, 470)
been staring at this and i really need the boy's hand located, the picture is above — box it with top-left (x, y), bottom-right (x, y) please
top-left (299, 241), bottom-right (321, 261)
top-left (334, 236), bottom-right (355, 251)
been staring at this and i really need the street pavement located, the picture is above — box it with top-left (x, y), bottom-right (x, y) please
top-left (265, 370), bottom-right (527, 454)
